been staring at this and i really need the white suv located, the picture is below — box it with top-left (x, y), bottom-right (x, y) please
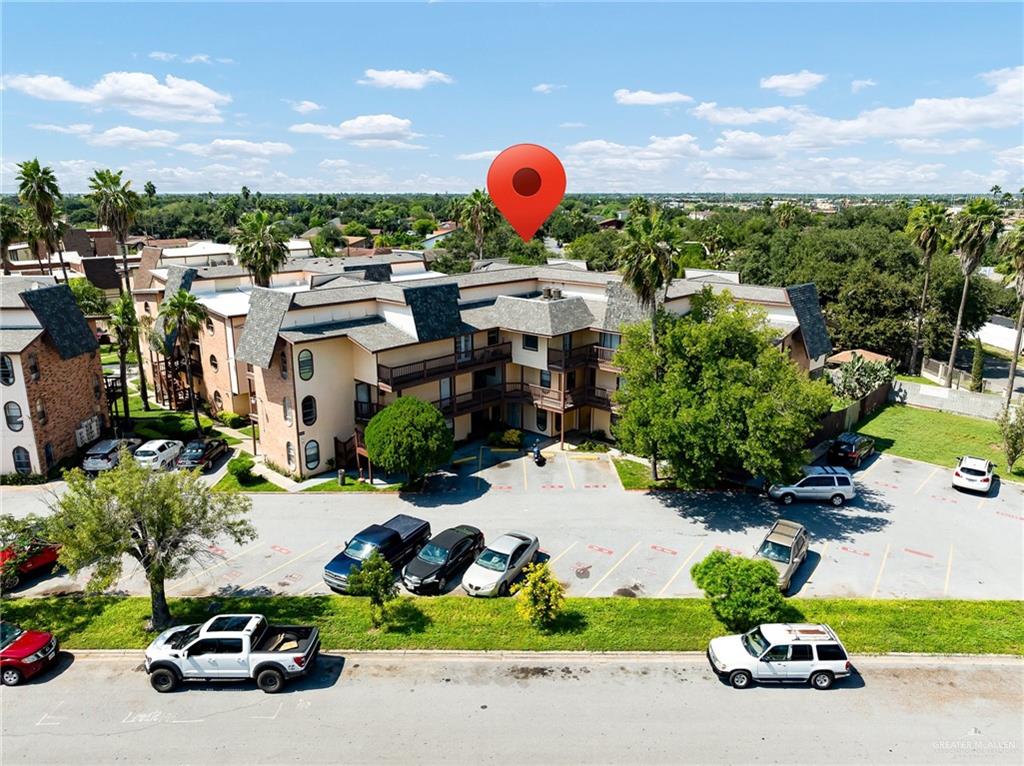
top-left (133, 440), bottom-right (183, 470)
top-left (952, 456), bottom-right (995, 494)
top-left (708, 623), bottom-right (852, 689)
top-left (768, 466), bottom-right (855, 507)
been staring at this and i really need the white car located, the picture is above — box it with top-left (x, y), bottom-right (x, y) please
top-left (461, 531), bottom-right (539, 597)
top-left (952, 456), bottom-right (995, 494)
top-left (707, 623), bottom-right (852, 690)
top-left (82, 438), bottom-right (142, 474)
top-left (133, 439), bottom-right (183, 470)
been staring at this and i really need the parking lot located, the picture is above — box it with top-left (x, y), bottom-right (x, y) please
top-left (4, 449), bottom-right (1022, 601)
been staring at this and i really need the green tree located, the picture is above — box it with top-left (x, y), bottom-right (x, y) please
top-left (0, 514), bottom-right (54, 588)
top-left (67, 278), bottom-right (110, 316)
top-left (969, 337), bottom-right (986, 392)
top-left (346, 550), bottom-right (398, 629)
top-left (691, 550), bottom-right (787, 631)
top-left (158, 289), bottom-right (208, 434)
top-left (458, 189), bottom-right (498, 259)
top-left (412, 218), bottom-right (436, 238)
top-left (998, 401), bottom-right (1024, 472)
top-left (511, 562), bottom-right (565, 628)
top-left (564, 229), bottom-right (621, 272)
top-left (614, 289), bottom-right (832, 487)
top-left (342, 221), bottom-right (371, 237)
top-left (233, 210), bottom-right (288, 287)
top-left (364, 397), bottom-right (454, 487)
top-left (0, 202), bottom-right (21, 276)
top-left (108, 292), bottom-right (138, 422)
top-left (905, 202), bottom-right (949, 373)
top-left (831, 352), bottom-right (897, 401)
top-left (144, 181), bottom-right (156, 202)
top-left (997, 223), bottom-right (1024, 412)
top-left (945, 199), bottom-right (1004, 387)
top-left (991, 184), bottom-right (1003, 200)
top-left (827, 261), bottom-right (916, 358)
top-left (16, 158), bottom-right (67, 281)
top-left (46, 455), bottom-right (254, 630)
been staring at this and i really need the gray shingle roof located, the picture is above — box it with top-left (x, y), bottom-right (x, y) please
top-left (20, 284), bottom-right (99, 359)
top-left (463, 295), bottom-right (595, 337)
top-left (0, 328), bottom-right (44, 353)
top-left (602, 282), bottom-right (650, 331)
top-left (403, 283), bottom-right (463, 342)
top-left (279, 316), bottom-right (417, 352)
top-left (786, 283), bottom-right (833, 359)
top-left (0, 275), bottom-right (57, 308)
top-left (153, 265), bottom-right (199, 342)
top-left (235, 288), bottom-right (294, 367)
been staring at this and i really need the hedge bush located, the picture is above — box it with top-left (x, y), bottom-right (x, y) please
top-left (227, 455), bottom-right (255, 481)
top-left (218, 411), bottom-right (248, 429)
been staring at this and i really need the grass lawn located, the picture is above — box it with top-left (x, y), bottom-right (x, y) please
top-left (3, 596), bottom-right (1020, 655)
top-left (612, 457), bottom-right (677, 490)
top-left (212, 473), bottom-right (283, 493)
top-left (302, 478), bottom-right (401, 492)
top-left (895, 374), bottom-right (937, 387)
top-left (238, 424), bottom-right (259, 438)
top-left (982, 343), bottom-right (1020, 363)
top-left (855, 404), bottom-right (1024, 479)
top-left (119, 396), bottom-right (246, 447)
top-left (221, 434), bottom-right (243, 446)
top-left (99, 344), bottom-right (137, 366)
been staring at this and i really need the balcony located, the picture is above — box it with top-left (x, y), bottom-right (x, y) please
top-left (589, 345), bottom-right (620, 371)
top-left (433, 386), bottom-right (505, 417)
top-left (547, 343), bottom-right (596, 371)
top-left (354, 400), bottom-right (385, 422)
top-left (377, 342), bottom-right (512, 392)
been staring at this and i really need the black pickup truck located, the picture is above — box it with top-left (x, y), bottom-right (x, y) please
top-left (323, 514), bottom-right (431, 593)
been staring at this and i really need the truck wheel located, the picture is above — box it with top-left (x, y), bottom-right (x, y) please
top-left (810, 671), bottom-right (834, 690)
top-left (780, 493), bottom-right (795, 506)
top-left (149, 668), bottom-right (178, 693)
top-left (256, 668), bottom-right (284, 694)
top-left (830, 494), bottom-right (845, 507)
top-left (729, 670), bottom-right (752, 689)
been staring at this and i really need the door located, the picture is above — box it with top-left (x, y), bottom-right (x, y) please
top-left (785, 644), bottom-right (815, 680)
top-left (796, 476), bottom-right (833, 500)
top-left (448, 539), bottom-right (471, 573)
top-left (562, 334), bottom-right (572, 351)
top-left (456, 333), bottom-right (473, 363)
top-left (439, 378), bottom-right (453, 408)
top-left (216, 638), bottom-right (248, 677)
top-left (182, 639), bottom-right (223, 677)
top-left (756, 644), bottom-right (790, 681)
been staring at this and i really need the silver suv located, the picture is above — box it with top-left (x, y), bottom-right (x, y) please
top-left (768, 466), bottom-right (855, 507)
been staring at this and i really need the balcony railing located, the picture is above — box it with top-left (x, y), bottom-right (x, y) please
top-left (433, 386), bottom-right (506, 417)
top-left (354, 400), bottom-right (385, 421)
top-left (377, 342), bottom-right (512, 391)
top-left (589, 345), bottom-right (620, 370)
top-left (547, 343), bottom-right (596, 370)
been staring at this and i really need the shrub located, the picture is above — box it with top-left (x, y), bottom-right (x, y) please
top-left (347, 551), bottom-right (398, 629)
top-left (511, 562), bottom-right (565, 628)
top-left (488, 428), bottom-right (522, 448)
top-left (0, 473), bottom-right (48, 486)
top-left (227, 455), bottom-right (254, 482)
top-left (576, 439), bottom-right (610, 453)
top-left (691, 550), bottom-right (786, 631)
top-left (217, 411), bottom-right (247, 429)
top-left (998, 401), bottom-right (1024, 472)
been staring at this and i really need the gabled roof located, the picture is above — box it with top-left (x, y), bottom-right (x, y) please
top-left (785, 283), bottom-right (832, 359)
top-left (235, 288), bottom-right (294, 367)
top-left (403, 283), bottom-right (462, 342)
top-left (20, 284), bottom-right (99, 359)
top-left (0, 275), bottom-right (57, 308)
top-left (279, 316), bottom-right (417, 353)
top-left (0, 328), bottom-right (44, 353)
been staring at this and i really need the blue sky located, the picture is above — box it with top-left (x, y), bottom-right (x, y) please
top-left (2, 2), bottom-right (1022, 194)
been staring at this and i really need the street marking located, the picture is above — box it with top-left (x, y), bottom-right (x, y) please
top-left (930, 494), bottom-right (959, 505)
top-left (996, 510), bottom-right (1024, 521)
top-left (298, 579), bottom-right (328, 596)
top-left (568, 454), bottom-right (600, 460)
top-left (494, 484), bottom-right (512, 491)
top-left (903, 547), bottom-right (935, 559)
top-left (522, 451), bottom-right (528, 491)
top-left (564, 454), bottom-right (576, 489)
top-left (714, 544), bottom-right (744, 556)
top-left (587, 544), bottom-right (614, 555)
top-left (585, 541), bottom-right (640, 596)
top-left (944, 545), bottom-right (954, 596)
top-left (171, 718), bottom-right (206, 724)
top-left (541, 483), bottom-right (565, 490)
top-left (237, 542), bottom-right (329, 590)
top-left (35, 701), bottom-right (65, 727)
top-left (547, 541), bottom-right (577, 565)
top-left (840, 545), bottom-right (870, 558)
top-left (270, 545), bottom-right (292, 555)
top-left (914, 467), bottom-right (939, 495)
top-left (207, 545), bottom-right (226, 557)
top-left (859, 456), bottom-right (883, 478)
top-left (650, 544), bottom-right (678, 556)
top-left (173, 541), bottom-right (264, 588)
top-left (657, 541), bottom-right (704, 597)
top-left (871, 543), bottom-right (891, 598)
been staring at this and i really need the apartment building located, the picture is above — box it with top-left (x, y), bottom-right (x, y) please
top-left (0, 276), bottom-right (107, 476)
top-left (136, 257), bottom-right (830, 479)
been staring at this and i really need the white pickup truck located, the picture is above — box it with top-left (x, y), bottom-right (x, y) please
top-left (144, 613), bottom-right (320, 694)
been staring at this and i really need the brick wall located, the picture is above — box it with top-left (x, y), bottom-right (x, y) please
top-left (252, 340), bottom-right (300, 475)
top-left (196, 313), bottom-right (236, 415)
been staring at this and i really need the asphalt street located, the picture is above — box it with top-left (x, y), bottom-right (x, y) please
top-left (2, 653), bottom-right (1021, 765)
top-left (4, 451), bottom-right (1022, 600)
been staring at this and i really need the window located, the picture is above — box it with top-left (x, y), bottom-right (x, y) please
top-left (487, 329), bottom-right (499, 346)
top-left (836, 476), bottom-right (852, 486)
top-left (0, 355), bottom-right (13, 386)
top-left (305, 440), bottom-right (320, 470)
top-left (213, 391), bottom-right (223, 410)
top-left (298, 349), bottom-right (314, 380)
top-left (799, 476), bottom-right (834, 488)
top-left (456, 333), bottom-right (473, 362)
top-left (286, 442), bottom-right (295, 467)
top-left (816, 644), bottom-right (848, 662)
top-left (599, 332), bottom-right (621, 350)
top-left (762, 645), bottom-right (789, 662)
top-left (209, 355), bottom-right (218, 371)
top-left (283, 397), bottom-right (293, 425)
top-left (301, 395), bottom-right (317, 426)
top-left (536, 408), bottom-right (548, 432)
top-left (27, 353), bottom-right (39, 381)
top-left (217, 638), bottom-right (243, 654)
top-left (35, 400), bottom-right (47, 426)
top-left (279, 350), bottom-right (288, 379)
top-left (790, 645), bottom-right (814, 661)
top-left (208, 616), bottom-right (253, 632)
top-left (144, 302), bottom-right (151, 315)
top-left (539, 370), bottom-right (551, 388)
top-left (522, 334), bottom-right (538, 352)
top-left (12, 447), bottom-right (31, 475)
top-left (4, 402), bottom-right (24, 431)
top-left (44, 443), bottom-right (55, 469)
top-left (187, 639), bottom-right (219, 656)
top-left (93, 375), bottom-right (102, 400)
top-left (205, 318), bottom-right (215, 336)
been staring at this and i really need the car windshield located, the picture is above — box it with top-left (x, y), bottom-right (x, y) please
top-left (960, 466), bottom-right (986, 477)
top-left (417, 543), bottom-right (449, 565)
top-left (742, 627), bottom-right (770, 657)
top-left (86, 445), bottom-right (114, 457)
top-left (757, 540), bottom-right (792, 563)
top-left (476, 549), bottom-right (509, 572)
top-left (0, 622), bottom-right (24, 650)
top-left (343, 539), bottom-right (377, 561)
top-left (135, 450), bottom-right (156, 458)
top-left (167, 624), bottom-right (200, 649)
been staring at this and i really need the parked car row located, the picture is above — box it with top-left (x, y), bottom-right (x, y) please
top-left (82, 437), bottom-right (229, 475)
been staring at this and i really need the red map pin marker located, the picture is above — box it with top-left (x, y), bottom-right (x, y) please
top-left (487, 143), bottom-right (566, 242)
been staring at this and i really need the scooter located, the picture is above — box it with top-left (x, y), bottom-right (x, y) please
top-left (532, 444), bottom-right (546, 467)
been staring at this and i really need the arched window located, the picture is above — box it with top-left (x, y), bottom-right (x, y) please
top-left (214, 391), bottom-right (223, 410)
top-left (304, 440), bottom-right (320, 470)
top-left (26, 353), bottom-right (39, 381)
top-left (4, 402), bottom-right (24, 431)
top-left (279, 350), bottom-right (289, 380)
top-left (35, 399), bottom-right (47, 426)
top-left (301, 395), bottom-right (317, 426)
top-left (12, 447), bottom-right (31, 475)
top-left (205, 318), bottom-right (215, 336)
top-left (144, 302), bottom-right (151, 314)
top-left (536, 408), bottom-right (548, 432)
top-left (298, 349), bottom-right (314, 380)
top-left (209, 354), bottom-right (219, 371)
top-left (283, 397), bottom-right (293, 425)
top-left (0, 355), bottom-right (14, 386)
top-left (93, 375), bottom-right (102, 400)
top-left (286, 442), bottom-right (295, 467)
top-left (44, 443), bottom-right (55, 469)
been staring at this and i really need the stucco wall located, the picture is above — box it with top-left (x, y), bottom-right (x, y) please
top-left (1, 351), bottom-right (40, 474)
top-left (291, 336), bottom-right (355, 477)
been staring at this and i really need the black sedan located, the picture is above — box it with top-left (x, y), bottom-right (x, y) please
top-left (827, 432), bottom-right (876, 468)
top-left (402, 525), bottom-right (485, 594)
top-left (175, 438), bottom-right (229, 472)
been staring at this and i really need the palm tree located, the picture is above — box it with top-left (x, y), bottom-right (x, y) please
top-left (144, 181), bottom-right (156, 202)
top-left (16, 159), bottom-right (68, 282)
top-left (617, 204), bottom-right (679, 480)
top-left (108, 292), bottom-right (138, 425)
top-left (233, 210), bottom-right (288, 287)
top-left (159, 290), bottom-right (208, 434)
top-left (458, 190), bottom-right (497, 259)
top-left (774, 202), bottom-right (800, 229)
top-left (990, 184), bottom-right (1003, 200)
top-left (997, 223), bottom-right (1024, 411)
top-left (0, 203), bottom-right (20, 276)
top-left (905, 202), bottom-right (949, 373)
top-left (16, 208), bottom-right (45, 266)
top-left (944, 198), bottom-right (1004, 387)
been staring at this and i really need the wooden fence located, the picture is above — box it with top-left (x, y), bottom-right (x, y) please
top-left (809, 382), bottom-right (892, 447)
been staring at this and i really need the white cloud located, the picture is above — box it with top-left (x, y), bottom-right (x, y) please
top-left (356, 68), bottom-right (453, 89)
top-left (760, 70), bottom-right (827, 96)
top-left (148, 51), bottom-right (176, 62)
top-left (559, 122), bottom-right (586, 129)
top-left (90, 126), bottom-right (179, 147)
top-left (564, 134), bottom-right (701, 188)
top-left (148, 52), bottom-right (220, 65)
top-left (289, 114), bottom-right (421, 149)
top-left (349, 139), bottom-right (425, 150)
top-left (456, 150), bottom-right (500, 160)
top-left (2, 71), bottom-right (231, 122)
top-left (216, 58), bottom-right (235, 65)
top-left (851, 78), bottom-right (877, 93)
top-left (286, 99), bottom-right (322, 114)
top-left (891, 138), bottom-right (986, 155)
top-left (691, 102), bottom-right (807, 125)
top-left (994, 145), bottom-right (1024, 168)
top-left (318, 159), bottom-right (352, 169)
top-left (32, 123), bottom-right (93, 135)
top-left (177, 139), bottom-right (294, 157)
top-left (613, 88), bottom-right (692, 105)
top-left (184, 54), bottom-right (211, 64)
top-left (532, 83), bottom-right (565, 94)
top-left (707, 130), bottom-right (791, 160)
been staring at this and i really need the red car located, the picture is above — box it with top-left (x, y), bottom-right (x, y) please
top-left (1, 621), bottom-right (59, 686)
top-left (0, 543), bottom-right (61, 589)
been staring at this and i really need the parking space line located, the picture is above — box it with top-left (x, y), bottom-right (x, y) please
top-left (298, 579), bottom-right (328, 596)
top-left (236, 541), bottom-right (330, 591)
top-left (547, 541), bottom-right (577, 566)
top-left (476, 447), bottom-right (483, 491)
top-left (657, 541), bottom-right (704, 596)
top-left (944, 545), bottom-right (954, 596)
top-left (914, 467), bottom-right (939, 495)
top-left (859, 456), bottom-right (883, 478)
top-left (522, 452), bottom-right (528, 491)
top-left (174, 541), bottom-right (263, 587)
top-left (585, 541), bottom-right (640, 596)
top-left (871, 543), bottom-right (891, 598)
top-left (903, 547), bottom-right (935, 559)
top-left (976, 497), bottom-right (987, 511)
top-left (564, 454), bottom-right (576, 489)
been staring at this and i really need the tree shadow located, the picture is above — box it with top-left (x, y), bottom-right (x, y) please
top-left (784, 551), bottom-right (821, 596)
top-left (542, 609), bottom-right (588, 635)
top-left (383, 598), bottom-right (432, 635)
